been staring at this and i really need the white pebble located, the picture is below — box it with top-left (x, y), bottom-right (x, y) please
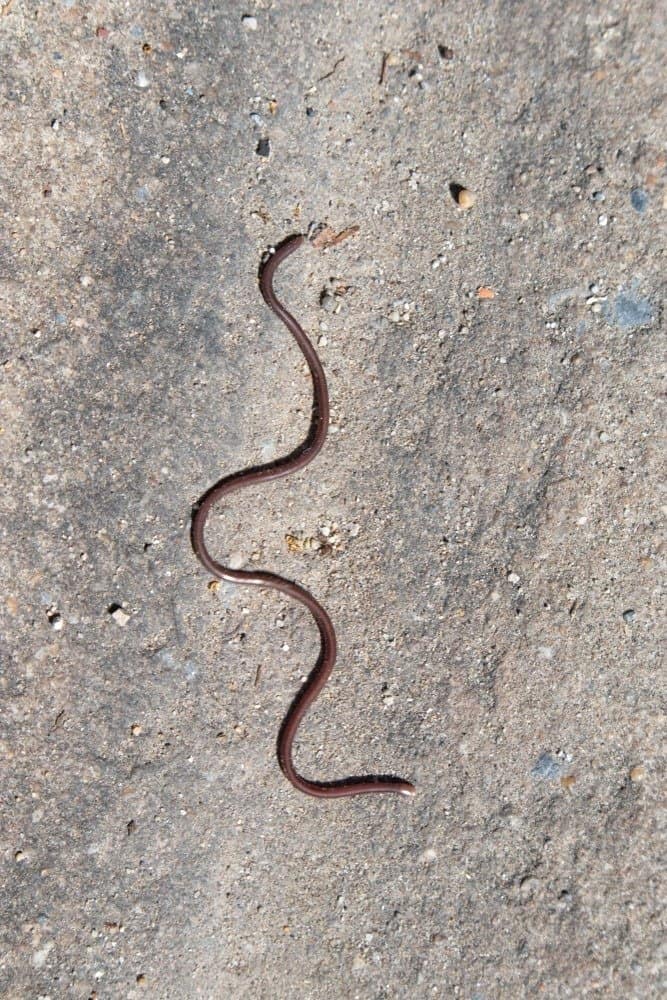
top-left (242, 15), bottom-right (258, 30)
top-left (598, 214), bottom-right (608, 226)
top-left (110, 607), bottom-right (130, 627)
top-left (507, 571), bottom-right (521, 585)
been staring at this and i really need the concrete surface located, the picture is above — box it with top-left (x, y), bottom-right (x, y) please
top-left (1, 1), bottom-right (664, 997)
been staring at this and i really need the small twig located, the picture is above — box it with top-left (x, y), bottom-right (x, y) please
top-left (379, 52), bottom-right (389, 85)
top-left (317, 56), bottom-right (345, 83)
top-left (311, 225), bottom-right (360, 250)
top-left (50, 709), bottom-right (65, 733)
top-left (2, 0), bottom-right (16, 15)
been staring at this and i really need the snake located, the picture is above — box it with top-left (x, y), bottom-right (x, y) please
top-left (191, 233), bottom-right (415, 799)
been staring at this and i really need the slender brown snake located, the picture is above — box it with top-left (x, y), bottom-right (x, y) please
top-left (191, 233), bottom-right (415, 799)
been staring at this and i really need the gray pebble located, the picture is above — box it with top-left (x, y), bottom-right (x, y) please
top-left (531, 752), bottom-right (562, 780)
top-left (630, 188), bottom-right (648, 213)
top-left (606, 288), bottom-right (654, 330)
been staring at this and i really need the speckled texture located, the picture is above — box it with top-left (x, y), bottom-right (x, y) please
top-left (1, 1), bottom-right (664, 997)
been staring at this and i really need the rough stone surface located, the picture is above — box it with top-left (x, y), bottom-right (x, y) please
top-left (1, 2), bottom-right (664, 998)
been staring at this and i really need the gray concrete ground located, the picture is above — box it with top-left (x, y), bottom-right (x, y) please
top-left (1, 1), bottom-right (664, 997)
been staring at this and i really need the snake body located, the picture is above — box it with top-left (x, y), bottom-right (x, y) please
top-left (191, 234), bottom-right (415, 799)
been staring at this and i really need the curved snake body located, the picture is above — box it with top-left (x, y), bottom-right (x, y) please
top-left (191, 234), bottom-right (415, 799)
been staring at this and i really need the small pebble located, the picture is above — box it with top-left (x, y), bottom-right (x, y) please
top-left (531, 752), bottom-right (562, 780)
top-left (630, 188), bottom-right (648, 213)
top-left (47, 610), bottom-right (63, 631)
top-left (629, 765), bottom-right (646, 783)
top-left (477, 286), bottom-right (495, 299)
top-left (110, 606), bottom-right (130, 627)
top-left (598, 214), bottom-right (608, 226)
top-left (15, 850), bottom-right (26, 862)
top-left (96, 26), bottom-right (109, 38)
top-left (591, 190), bottom-right (606, 202)
top-left (241, 15), bottom-right (257, 30)
top-left (622, 608), bottom-right (635, 622)
top-left (255, 138), bottom-right (270, 157)
top-left (130, 724), bottom-right (142, 736)
top-left (135, 71), bottom-right (150, 89)
top-left (507, 571), bottom-right (521, 585)
top-left (560, 774), bottom-right (576, 790)
top-left (456, 188), bottom-right (475, 209)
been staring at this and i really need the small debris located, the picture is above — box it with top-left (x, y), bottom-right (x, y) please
top-left (507, 571), bottom-right (521, 585)
top-left (135, 71), bottom-right (150, 89)
top-left (130, 724), bottom-right (142, 736)
top-left (622, 608), bottom-right (635, 623)
top-left (388, 300), bottom-right (415, 324)
top-left (241, 14), bottom-right (257, 30)
top-left (560, 774), bottom-right (576, 790)
top-left (319, 278), bottom-right (350, 313)
top-left (286, 532), bottom-right (320, 554)
top-left (598, 213), bottom-right (608, 226)
top-left (456, 187), bottom-right (475, 209)
top-left (311, 225), bottom-right (360, 249)
top-left (207, 580), bottom-right (220, 593)
top-left (96, 25), bottom-right (109, 38)
top-left (108, 604), bottom-right (131, 627)
top-left (255, 138), bottom-right (270, 157)
top-left (477, 286), bottom-right (495, 300)
top-left (136, 973), bottom-right (147, 985)
top-left (437, 44), bottom-right (454, 60)
top-left (519, 875), bottom-right (540, 899)
top-left (14, 850), bottom-right (25, 862)
top-left (629, 765), bottom-right (646, 783)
